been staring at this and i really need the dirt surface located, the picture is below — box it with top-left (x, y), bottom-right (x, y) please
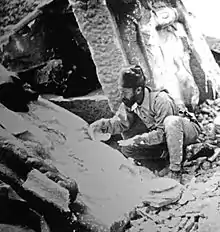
top-left (0, 0), bottom-right (45, 37)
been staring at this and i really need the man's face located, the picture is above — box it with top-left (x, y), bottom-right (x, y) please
top-left (119, 87), bottom-right (136, 108)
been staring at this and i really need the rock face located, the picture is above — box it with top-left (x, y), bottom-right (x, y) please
top-left (1, 0), bottom-right (220, 112)
top-left (69, 0), bottom-right (128, 112)
top-left (69, 0), bottom-right (220, 112)
top-left (49, 93), bottom-right (113, 124)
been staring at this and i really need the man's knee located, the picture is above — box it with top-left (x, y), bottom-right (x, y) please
top-left (164, 115), bottom-right (181, 132)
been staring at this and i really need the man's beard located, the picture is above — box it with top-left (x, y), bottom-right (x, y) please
top-left (122, 95), bottom-right (136, 108)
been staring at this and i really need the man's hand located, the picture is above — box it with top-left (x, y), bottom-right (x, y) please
top-left (89, 119), bottom-right (108, 133)
top-left (118, 138), bottom-right (137, 147)
top-left (118, 135), bottom-right (146, 147)
top-left (88, 118), bottom-right (110, 141)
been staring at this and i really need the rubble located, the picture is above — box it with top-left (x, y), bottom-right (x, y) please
top-left (126, 170), bottom-right (220, 232)
top-left (119, 98), bottom-right (220, 232)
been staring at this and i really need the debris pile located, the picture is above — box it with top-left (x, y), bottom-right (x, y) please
top-left (126, 172), bottom-right (220, 232)
top-left (121, 98), bottom-right (220, 232)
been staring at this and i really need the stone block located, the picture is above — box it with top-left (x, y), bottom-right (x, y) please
top-left (23, 169), bottom-right (70, 212)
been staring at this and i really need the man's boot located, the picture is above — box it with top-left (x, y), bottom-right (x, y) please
top-left (158, 167), bottom-right (183, 183)
top-left (167, 169), bottom-right (182, 183)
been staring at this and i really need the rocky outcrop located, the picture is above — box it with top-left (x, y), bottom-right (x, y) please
top-left (1, 0), bottom-right (220, 112)
top-left (68, 0), bottom-right (128, 112)
top-left (69, 0), bottom-right (220, 111)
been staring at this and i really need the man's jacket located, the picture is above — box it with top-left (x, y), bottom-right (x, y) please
top-left (103, 87), bottom-right (179, 147)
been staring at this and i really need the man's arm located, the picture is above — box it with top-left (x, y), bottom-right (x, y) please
top-left (91, 103), bottom-right (135, 135)
top-left (125, 92), bottom-right (177, 146)
top-left (105, 103), bottom-right (135, 135)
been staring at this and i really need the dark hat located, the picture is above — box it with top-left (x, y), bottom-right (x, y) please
top-left (120, 65), bottom-right (146, 88)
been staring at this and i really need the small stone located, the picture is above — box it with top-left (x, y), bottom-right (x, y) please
top-left (202, 119), bottom-right (209, 126)
top-left (167, 217), bottom-right (182, 228)
top-left (201, 160), bottom-right (212, 170)
top-left (23, 169), bottom-right (70, 212)
top-left (214, 98), bottom-right (220, 106)
top-left (212, 163), bottom-right (217, 168)
top-left (158, 211), bottom-right (172, 220)
top-left (148, 177), bottom-right (179, 193)
top-left (140, 220), bottom-right (157, 232)
top-left (179, 189), bottom-right (195, 205)
top-left (160, 227), bottom-right (170, 232)
top-left (206, 99), bottom-right (214, 105)
top-left (144, 178), bottom-right (184, 208)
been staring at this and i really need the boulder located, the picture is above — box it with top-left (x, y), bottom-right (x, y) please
top-left (49, 91), bottom-right (113, 124)
top-left (0, 97), bottom-right (157, 231)
top-left (143, 178), bottom-right (184, 208)
top-left (23, 169), bottom-right (71, 213)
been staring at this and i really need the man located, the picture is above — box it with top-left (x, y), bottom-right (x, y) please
top-left (89, 65), bottom-right (201, 182)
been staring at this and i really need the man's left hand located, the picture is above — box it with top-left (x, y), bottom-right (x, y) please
top-left (118, 135), bottom-right (146, 147)
top-left (118, 138), bottom-right (137, 147)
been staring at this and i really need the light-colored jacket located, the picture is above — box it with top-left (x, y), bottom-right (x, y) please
top-left (103, 87), bottom-right (179, 146)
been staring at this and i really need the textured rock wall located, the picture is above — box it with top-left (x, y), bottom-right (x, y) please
top-left (70, 0), bottom-right (220, 111)
top-left (69, 0), bottom-right (128, 112)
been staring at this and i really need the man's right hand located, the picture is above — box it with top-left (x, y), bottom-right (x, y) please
top-left (90, 118), bottom-right (108, 132)
top-left (88, 118), bottom-right (110, 140)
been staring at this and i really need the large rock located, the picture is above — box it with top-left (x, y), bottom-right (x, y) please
top-left (143, 178), bottom-right (184, 208)
top-left (48, 92), bottom-right (113, 124)
top-left (23, 169), bottom-right (70, 212)
top-left (68, 0), bottom-right (128, 112)
top-left (0, 97), bottom-right (157, 231)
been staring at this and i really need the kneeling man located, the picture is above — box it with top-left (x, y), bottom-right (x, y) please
top-left (89, 65), bottom-right (201, 182)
